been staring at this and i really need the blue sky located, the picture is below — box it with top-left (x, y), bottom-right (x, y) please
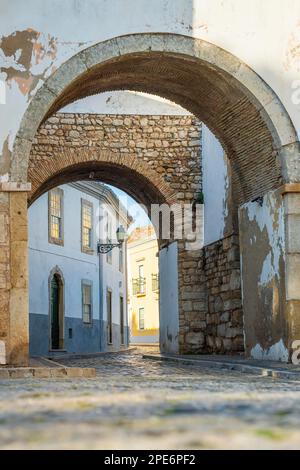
top-left (107, 185), bottom-right (151, 233)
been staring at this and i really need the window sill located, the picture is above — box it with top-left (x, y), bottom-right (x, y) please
top-left (81, 247), bottom-right (94, 255)
top-left (49, 349), bottom-right (67, 352)
top-left (49, 238), bottom-right (64, 246)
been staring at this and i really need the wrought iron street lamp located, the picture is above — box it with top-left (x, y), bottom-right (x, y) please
top-left (97, 225), bottom-right (126, 254)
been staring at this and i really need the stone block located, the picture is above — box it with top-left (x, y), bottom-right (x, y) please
top-left (182, 301), bottom-right (193, 311)
top-left (10, 242), bottom-right (28, 288)
top-left (0, 264), bottom-right (9, 289)
top-left (0, 340), bottom-right (6, 365)
top-left (286, 254), bottom-right (300, 300)
top-left (215, 337), bottom-right (223, 350)
top-left (185, 331), bottom-right (205, 346)
top-left (0, 213), bottom-right (8, 244)
top-left (224, 298), bottom-right (242, 310)
top-left (217, 324), bottom-right (226, 337)
top-left (214, 296), bottom-right (224, 312)
top-left (220, 312), bottom-right (230, 323)
top-left (66, 367), bottom-right (84, 378)
top-left (8, 287), bottom-right (29, 366)
top-left (81, 368), bottom-right (96, 378)
top-left (223, 339), bottom-right (233, 351)
top-left (286, 214), bottom-right (300, 253)
top-left (232, 336), bottom-right (245, 351)
top-left (207, 335), bottom-right (215, 348)
top-left (229, 270), bottom-right (241, 290)
top-left (50, 368), bottom-right (68, 378)
top-left (33, 368), bottom-right (51, 378)
top-left (9, 368), bottom-right (33, 378)
top-left (284, 193), bottom-right (300, 215)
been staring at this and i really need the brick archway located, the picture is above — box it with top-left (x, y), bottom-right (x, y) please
top-left (28, 147), bottom-right (177, 210)
top-left (2, 33), bottom-right (300, 365)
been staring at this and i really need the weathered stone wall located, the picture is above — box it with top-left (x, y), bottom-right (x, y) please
top-left (29, 113), bottom-right (202, 204)
top-left (203, 234), bottom-right (244, 353)
top-left (178, 235), bottom-right (244, 354)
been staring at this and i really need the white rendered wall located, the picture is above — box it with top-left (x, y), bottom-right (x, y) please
top-left (159, 241), bottom-right (179, 353)
top-left (202, 124), bottom-right (229, 245)
top-left (63, 91), bottom-right (189, 115)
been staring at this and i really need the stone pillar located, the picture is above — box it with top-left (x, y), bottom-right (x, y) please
top-left (283, 185), bottom-right (300, 358)
top-left (0, 183), bottom-right (30, 366)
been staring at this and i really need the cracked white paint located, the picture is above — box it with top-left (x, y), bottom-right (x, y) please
top-left (243, 192), bottom-right (285, 287)
top-left (251, 339), bottom-right (289, 362)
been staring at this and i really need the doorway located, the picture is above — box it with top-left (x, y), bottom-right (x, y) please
top-left (50, 272), bottom-right (64, 350)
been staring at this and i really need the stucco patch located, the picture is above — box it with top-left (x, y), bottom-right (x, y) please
top-left (251, 339), bottom-right (289, 362)
top-left (0, 29), bottom-right (58, 98)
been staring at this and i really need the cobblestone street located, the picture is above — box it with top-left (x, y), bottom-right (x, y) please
top-left (1, 348), bottom-right (300, 450)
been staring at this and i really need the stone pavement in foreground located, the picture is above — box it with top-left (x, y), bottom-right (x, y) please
top-left (0, 347), bottom-right (300, 450)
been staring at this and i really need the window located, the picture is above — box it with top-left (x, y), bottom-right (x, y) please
top-left (152, 273), bottom-right (159, 292)
top-left (82, 282), bottom-right (92, 324)
top-left (132, 277), bottom-right (146, 295)
top-left (107, 290), bottom-right (113, 344)
top-left (120, 295), bottom-right (125, 344)
top-left (139, 264), bottom-right (146, 294)
top-left (132, 264), bottom-right (146, 295)
top-left (49, 189), bottom-right (63, 244)
top-left (138, 264), bottom-right (144, 279)
top-left (139, 307), bottom-right (145, 330)
top-left (81, 200), bottom-right (93, 252)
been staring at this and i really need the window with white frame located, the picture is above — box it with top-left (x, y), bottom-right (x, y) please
top-left (49, 188), bottom-right (64, 244)
top-left (139, 307), bottom-right (145, 330)
top-left (81, 200), bottom-right (93, 252)
top-left (82, 282), bottom-right (92, 324)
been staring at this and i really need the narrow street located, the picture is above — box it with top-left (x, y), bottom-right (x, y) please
top-left (0, 348), bottom-right (300, 450)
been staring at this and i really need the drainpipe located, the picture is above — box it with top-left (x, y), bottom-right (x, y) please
top-left (98, 199), bottom-right (104, 351)
top-left (124, 238), bottom-right (129, 347)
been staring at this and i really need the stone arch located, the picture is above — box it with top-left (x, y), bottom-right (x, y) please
top-left (28, 147), bottom-right (177, 210)
top-left (4, 33), bottom-right (300, 365)
top-left (12, 33), bottom-right (299, 199)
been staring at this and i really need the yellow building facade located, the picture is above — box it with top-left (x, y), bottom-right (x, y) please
top-left (127, 226), bottom-right (159, 344)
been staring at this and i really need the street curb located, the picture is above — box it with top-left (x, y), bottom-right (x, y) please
top-left (143, 354), bottom-right (300, 381)
top-left (43, 347), bottom-right (137, 361)
top-left (0, 367), bottom-right (96, 379)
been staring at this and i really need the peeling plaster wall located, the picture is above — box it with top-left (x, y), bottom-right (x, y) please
top-left (239, 189), bottom-right (288, 361)
top-left (1, 0), bottom-right (300, 180)
top-left (202, 124), bottom-right (230, 245)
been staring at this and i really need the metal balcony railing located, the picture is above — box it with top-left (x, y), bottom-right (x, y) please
top-left (132, 277), bottom-right (146, 295)
top-left (151, 274), bottom-right (159, 293)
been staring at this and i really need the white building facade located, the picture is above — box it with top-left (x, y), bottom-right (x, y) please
top-left (28, 181), bottom-right (130, 356)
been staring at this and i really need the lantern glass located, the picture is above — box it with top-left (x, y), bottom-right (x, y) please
top-left (116, 225), bottom-right (126, 243)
